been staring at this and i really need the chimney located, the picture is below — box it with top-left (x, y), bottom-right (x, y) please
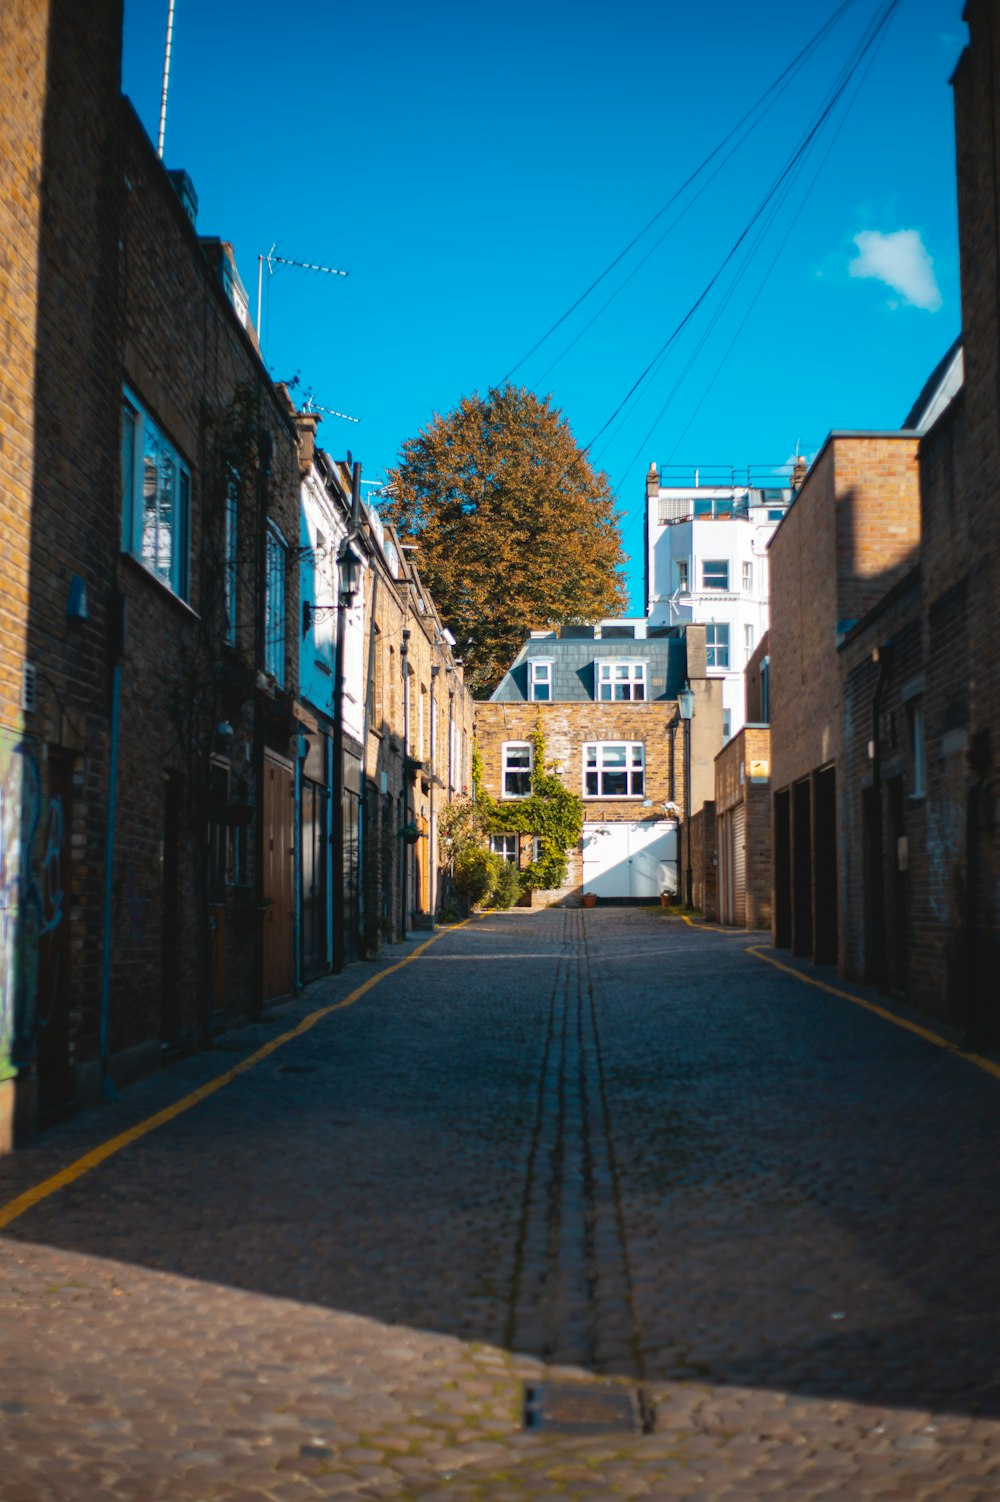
top-left (791, 455), bottom-right (808, 492)
top-left (646, 461), bottom-right (659, 501)
top-left (292, 408), bottom-right (321, 473)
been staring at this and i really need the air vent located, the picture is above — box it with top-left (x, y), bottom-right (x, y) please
top-left (22, 663), bottom-right (38, 714)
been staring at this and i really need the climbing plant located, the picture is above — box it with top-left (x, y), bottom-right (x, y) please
top-left (473, 724), bottom-right (583, 892)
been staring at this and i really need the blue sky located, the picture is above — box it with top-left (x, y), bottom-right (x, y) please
top-left (123, 0), bottom-right (965, 611)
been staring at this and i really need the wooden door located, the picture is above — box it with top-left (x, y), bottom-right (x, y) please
top-left (262, 754), bottom-right (294, 999)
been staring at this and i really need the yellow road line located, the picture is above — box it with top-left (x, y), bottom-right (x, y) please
top-left (681, 915), bottom-right (756, 935)
top-left (0, 922), bottom-right (469, 1232)
top-left (747, 944), bottom-right (1000, 1083)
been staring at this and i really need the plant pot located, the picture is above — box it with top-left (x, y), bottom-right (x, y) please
top-left (660, 893), bottom-right (670, 908)
top-left (582, 892), bottom-right (598, 908)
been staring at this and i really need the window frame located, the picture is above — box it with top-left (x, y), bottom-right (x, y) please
top-left (490, 834), bottom-right (519, 865)
top-left (596, 660), bottom-right (648, 702)
top-left (264, 521), bottom-right (287, 686)
top-left (907, 699), bottom-right (926, 798)
top-left (742, 560), bottom-right (753, 593)
top-left (502, 740), bottom-right (532, 798)
top-left (121, 387), bottom-right (191, 600)
top-left (583, 741), bottom-right (645, 799)
top-left (706, 621), bottom-right (730, 669)
top-left (528, 658), bottom-right (553, 702)
top-left (701, 558), bottom-right (730, 591)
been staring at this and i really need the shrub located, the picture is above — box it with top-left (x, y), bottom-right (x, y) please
top-left (453, 846), bottom-right (500, 907)
top-left (489, 859), bottom-right (522, 910)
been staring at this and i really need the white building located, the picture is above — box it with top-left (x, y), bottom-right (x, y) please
top-left (644, 463), bottom-right (795, 741)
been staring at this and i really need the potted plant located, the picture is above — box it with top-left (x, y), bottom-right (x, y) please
top-left (662, 800), bottom-right (680, 831)
top-left (582, 891), bottom-right (598, 908)
top-left (398, 820), bottom-right (422, 846)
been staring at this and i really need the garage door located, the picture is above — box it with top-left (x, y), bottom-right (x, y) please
top-left (582, 821), bottom-right (679, 899)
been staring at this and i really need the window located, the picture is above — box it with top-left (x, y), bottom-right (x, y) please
top-left (706, 622), bottom-right (730, 669)
top-left (529, 659), bottom-right (553, 701)
top-left (224, 479), bottom-right (238, 645)
top-left (502, 741), bottom-right (532, 797)
top-left (742, 560), bottom-right (753, 592)
top-left (676, 559), bottom-right (689, 592)
top-left (760, 656), bottom-right (770, 723)
top-left (907, 699), bottom-right (926, 797)
top-left (121, 390), bottom-right (191, 599)
top-left (264, 523), bottom-right (286, 685)
top-left (745, 623), bottom-right (755, 662)
top-left (584, 742), bottom-right (645, 798)
top-left (702, 559), bottom-right (729, 591)
top-left (722, 710), bottom-right (731, 742)
top-left (490, 834), bottom-right (519, 865)
top-left (597, 660), bottom-right (647, 701)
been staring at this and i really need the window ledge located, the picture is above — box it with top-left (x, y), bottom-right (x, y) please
top-left (121, 550), bottom-right (200, 621)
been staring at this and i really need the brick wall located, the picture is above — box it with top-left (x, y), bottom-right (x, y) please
top-left (0, 0), bottom-right (124, 1141)
top-left (475, 699), bottom-right (685, 903)
top-left (688, 803), bottom-right (717, 919)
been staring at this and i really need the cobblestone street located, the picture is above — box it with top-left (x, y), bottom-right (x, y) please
top-left (2, 907), bottom-right (1000, 1500)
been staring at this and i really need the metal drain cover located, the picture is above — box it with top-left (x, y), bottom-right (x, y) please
top-left (524, 1382), bottom-right (646, 1435)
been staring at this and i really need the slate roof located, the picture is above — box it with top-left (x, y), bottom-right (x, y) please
top-left (490, 631), bottom-right (688, 703)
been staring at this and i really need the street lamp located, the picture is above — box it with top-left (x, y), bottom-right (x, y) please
top-left (677, 684), bottom-right (695, 909)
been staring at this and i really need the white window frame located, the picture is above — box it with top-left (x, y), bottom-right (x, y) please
top-left (121, 388), bottom-right (191, 600)
top-left (490, 834), bottom-right (519, 865)
top-left (264, 522), bottom-right (287, 686)
top-left (702, 558), bottom-right (730, 591)
top-left (583, 742), bottom-right (645, 799)
top-left (676, 559), bottom-right (689, 593)
top-left (596, 660), bottom-right (647, 702)
top-left (706, 622), bottom-right (730, 669)
top-left (502, 741), bottom-right (532, 798)
top-left (744, 623), bottom-right (755, 663)
top-left (742, 560), bottom-right (753, 593)
top-left (529, 659), bottom-right (553, 702)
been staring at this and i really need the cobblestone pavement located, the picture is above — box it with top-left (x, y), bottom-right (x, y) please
top-left (3, 907), bottom-right (1000, 1500)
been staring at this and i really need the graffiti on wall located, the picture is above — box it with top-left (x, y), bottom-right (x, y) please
top-left (0, 732), bottom-right (68, 1081)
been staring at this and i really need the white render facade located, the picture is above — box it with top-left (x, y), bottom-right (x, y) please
top-left (644, 464), bottom-right (792, 741)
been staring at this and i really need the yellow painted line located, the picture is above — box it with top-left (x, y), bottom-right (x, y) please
top-left (681, 915), bottom-right (753, 935)
top-left (0, 922), bottom-right (470, 1232)
top-left (747, 944), bottom-right (1000, 1084)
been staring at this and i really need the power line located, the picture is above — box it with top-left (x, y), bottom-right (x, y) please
top-left (635, 12), bottom-right (897, 490)
top-left (581, 0), bottom-right (902, 462)
top-left (501, 0), bottom-right (860, 387)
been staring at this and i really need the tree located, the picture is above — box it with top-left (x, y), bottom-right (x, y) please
top-left (384, 384), bottom-right (629, 694)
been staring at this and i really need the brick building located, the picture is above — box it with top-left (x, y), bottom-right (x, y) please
top-left (767, 434), bottom-right (922, 966)
top-left (714, 726), bottom-right (772, 930)
top-left (828, 0), bottom-right (1000, 1041)
top-left (1, 0), bottom-right (124, 1145)
top-left (476, 622), bottom-right (722, 904)
top-left (0, 0), bottom-right (473, 1151)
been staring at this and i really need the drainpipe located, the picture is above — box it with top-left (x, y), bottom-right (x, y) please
top-left (401, 628), bottom-right (411, 932)
top-left (870, 643), bottom-right (892, 992)
top-left (99, 590), bottom-right (126, 1101)
top-left (293, 741), bottom-right (302, 994)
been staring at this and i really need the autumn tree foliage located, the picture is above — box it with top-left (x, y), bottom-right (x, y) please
top-left (383, 385), bottom-right (629, 695)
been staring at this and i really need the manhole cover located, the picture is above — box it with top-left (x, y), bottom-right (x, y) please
top-left (524, 1382), bottom-right (648, 1435)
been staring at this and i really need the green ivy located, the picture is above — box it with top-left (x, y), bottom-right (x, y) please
top-left (473, 723), bottom-right (583, 891)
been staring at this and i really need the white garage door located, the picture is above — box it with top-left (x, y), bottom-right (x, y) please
top-left (582, 821), bottom-right (679, 899)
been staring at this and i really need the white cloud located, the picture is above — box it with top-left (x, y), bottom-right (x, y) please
top-left (848, 229), bottom-right (942, 311)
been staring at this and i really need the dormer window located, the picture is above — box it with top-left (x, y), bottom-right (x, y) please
top-left (529, 659), bottom-right (553, 701)
top-left (596, 660), bottom-right (647, 701)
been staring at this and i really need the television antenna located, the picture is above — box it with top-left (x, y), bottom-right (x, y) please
top-left (255, 244), bottom-right (349, 354)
